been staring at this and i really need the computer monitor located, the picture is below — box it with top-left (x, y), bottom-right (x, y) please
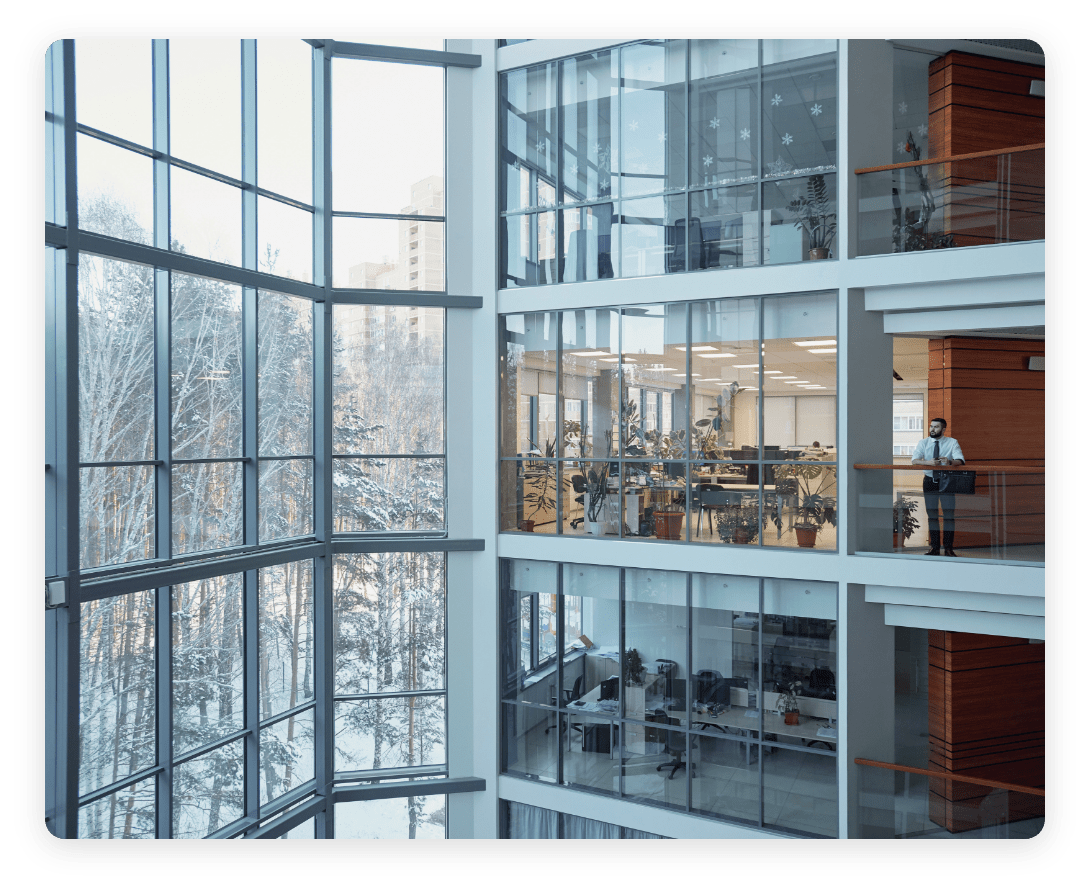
top-left (599, 676), bottom-right (619, 701)
top-left (666, 677), bottom-right (686, 710)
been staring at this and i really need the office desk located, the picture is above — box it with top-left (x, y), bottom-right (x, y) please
top-left (688, 706), bottom-right (837, 750)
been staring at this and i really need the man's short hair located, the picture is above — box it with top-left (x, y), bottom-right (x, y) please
top-left (930, 417), bottom-right (948, 429)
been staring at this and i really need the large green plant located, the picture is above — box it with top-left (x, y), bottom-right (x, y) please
top-left (788, 174), bottom-right (837, 252)
top-left (773, 461), bottom-right (837, 532)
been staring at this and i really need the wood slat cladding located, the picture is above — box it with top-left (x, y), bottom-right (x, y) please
top-left (927, 631), bottom-right (1044, 832)
top-left (926, 337), bottom-right (1044, 547)
top-left (925, 52), bottom-right (1045, 248)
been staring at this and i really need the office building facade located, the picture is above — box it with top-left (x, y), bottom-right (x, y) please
top-left (44, 37), bottom-right (1045, 839)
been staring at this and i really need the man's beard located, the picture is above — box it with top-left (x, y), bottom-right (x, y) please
top-left (929, 429), bottom-right (943, 438)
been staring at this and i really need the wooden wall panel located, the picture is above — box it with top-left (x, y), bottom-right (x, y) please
top-left (927, 337), bottom-right (1044, 549)
top-left (927, 631), bottom-right (1044, 832)
top-left (926, 51), bottom-right (1045, 248)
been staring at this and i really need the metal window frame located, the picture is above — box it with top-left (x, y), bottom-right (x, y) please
top-left (45, 37), bottom-right (484, 840)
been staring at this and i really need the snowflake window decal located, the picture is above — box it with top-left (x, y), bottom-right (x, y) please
top-left (782, 133), bottom-right (793, 146)
top-left (898, 101), bottom-right (908, 115)
top-left (535, 140), bottom-right (546, 153)
top-left (917, 123), bottom-right (928, 136)
top-left (658, 131), bottom-right (667, 144)
top-left (628, 120), bottom-right (640, 132)
top-left (703, 154), bottom-right (714, 168)
top-left (740, 127), bottom-right (750, 141)
top-left (810, 103), bottom-right (822, 116)
top-left (771, 94), bottom-right (783, 106)
top-left (709, 117), bottom-right (720, 129)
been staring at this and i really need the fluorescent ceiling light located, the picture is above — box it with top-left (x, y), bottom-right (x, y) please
top-left (792, 381), bottom-right (811, 385)
top-left (672, 373), bottom-right (686, 377)
top-left (600, 356), bottom-right (619, 362)
top-left (794, 339), bottom-right (837, 347)
top-left (699, 352), bottom-right (736, 358)
top-left (690, 346), bottom-right (717, 351)
top-left (570, 350), bottom-right (610, 357)
top-left (733, 363), bottom-right (759, 368)
top-left (763, 370), bottom-right (781, 375)
top-left (656, 367), bottom-right (678, 372)
top-left (800, 385), bottom-right (826, 389)
top-left (808, 348), bottom-right (838, 354)
top-left (777, 376), bottom-right (797, 380)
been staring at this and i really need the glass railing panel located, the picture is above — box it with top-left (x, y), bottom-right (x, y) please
top-left (856, 147), bottom-right (1043, 257)
top-left (855, 759), bottom-right (1044, 839)
top-left (855, 464), bottom-right (1044, 563)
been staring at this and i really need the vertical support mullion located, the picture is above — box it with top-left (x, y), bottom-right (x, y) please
top-left (311, 40), bottom-right (336, 841)
top-left (756, 577), bottom-right (765, 827)
top-left (554, 311), bottom-right (563, 533)
top-left (555, 562), bottom-right (564, 785)
top-left (757, 294), bottom-right (765, 540)
top-left (616, 565), bottom-right (625, 796)
top-left (756, 41), bottom-right (764, 266)
top-left (151, 38), bottom-right (173, 839)
top-left (684, 571), bottom-right (693, 812)
top-left (240, 39), bottom-right (261, 825)
top-left (684, 302), bottom-right (693, 540)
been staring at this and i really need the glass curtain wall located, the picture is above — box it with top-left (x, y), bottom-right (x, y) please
top-left (46, 37), bottom-right (461, 840)
top-left (499, 558), bottom-right (839, 838)
top-left (500, 293), bottom-right (837, 549)
top-left (500, 40), bottom-right (838, 287)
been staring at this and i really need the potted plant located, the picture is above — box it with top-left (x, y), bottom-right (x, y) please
top-left (581, 464), bottom-right (610, 535)
top-left (776, 680), bottom-right (803, 725)
top-left (716, 502), bottom-right (761, 545)
top-left (623, 647), bottom-right (645, 687)
top-left (645, 428), bottom-right (687, 540)
top-left (788, 174), bottom-right (836, 260)
top-left (893, 494), bottom-right (921, 550)
top-left (892, 131), bottom-right (956, 253)
top-left (773, 461), bottom-right (837, 548)
top-left (520, 436), bottom-right (569, 531)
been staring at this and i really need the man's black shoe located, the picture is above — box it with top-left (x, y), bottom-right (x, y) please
top-left (925, 547), bottom-right (940, 556)
top-left (943, 548), bottom-right (957, 557)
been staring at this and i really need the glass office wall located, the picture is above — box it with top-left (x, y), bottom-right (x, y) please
top-left (500, 40), bottom-right (838, 287)
top-left (501, 800), bottom-right (667, 838)
top-left (500, 293), bottom-right (837, 549)
top-left (499, 559), bottom-right (839, 837)
top-left (49, 38), bottom-right (460, 839)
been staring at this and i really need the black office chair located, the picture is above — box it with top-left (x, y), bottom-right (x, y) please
top-left (694, 483), bottom-right (726, 537)
top-left (570, 474), bottom-right (587, 529)
top-left (656, 716), bottom-right (694, 780)
top-left (809, 667), bottom-right (836, 700)
top-left (694, 669), bottom-right (722, 703)
top-left (546, 674), bottom-right (585, 737)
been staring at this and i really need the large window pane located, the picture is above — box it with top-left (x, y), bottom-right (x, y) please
top-left (690, 185), bottom-right (759, 270)
top-left (619, 195), bottom-right (680, 278)
top-left (500, 211), bottom-right (558, 287)
top-left (78, 136), bottom-right (153, 244)
top-left (258, 291), bottom-right (313, 457)
top-left (561, 203), bottom-right (618, 282)
top-left (618, 41), bottom-right (686, 198)
top-left (332, 59), bottom-right (444, 214)
top-left (172, 461), bottom-right (243, 554)
top-left (258, 197), bottom-right (313, 283)
top-left (691, 297), bottom-right (759, 454)
top-left (335, 793), bottom-right (446, 839)
top-left (500, 312), bottom-right (557, 459)
top-left (170, 168), bottom-right (242, 266)
top-left (260, 708), bottom-right (315, 807)
top-left (79, 256), bottom-right (155, 463)
top-left (257, 39), bottom-right (313, 202)
top-left (335, 695), bottom-right (446, 772)
top-left (502, 702), bottom-right (558, 784)
top-left (690, 40), bottom-right (759, 189)
top-left (763, 173), bottom-right (838, 263)
top-left (171, 274), bottom-right (243, 460)
top-left (79, 591), bottom-right (156, 796)
top-left (500, 63), bottom-right (558, 213)
top-left (333, 304), bottom-right (444, 455)
top-left (172, 574), bottom-right (245, 755)
top-left (78, 778), bottom-right (156, 839)
top-left (80, 465), bottom-right (155, 568)
top-left (501, 559), bottom-right (560, 705)
top-left (761, 44), bottom-right (837, 178)
top-left (561, 50), bottom-right (618, 204)
top-left (259, 459), bottom-right (314, 541)
top-left (762, 744), bottom-right (837, 837)
top-left (334, 552), bottom-right (446, 696)
top-left (259, 560), bottom-right (315, 719)
top-left (173, 739), bottom-right (244, 838)
top-left (333, 457), bottom-right (445, 532)
top-left (168, 39), bottom-right (241, 178)
top-left (75, 39), bottom-right (152, 147)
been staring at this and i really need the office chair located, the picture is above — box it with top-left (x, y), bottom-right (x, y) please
top-left (694, 483), bottom-right (726, 537)
top-left (809, 667), bottom-right (836, 700)
top-left (694, 669), bottom-right (722, 703)
top-left (545, 674), bottom-right (585, 738)
top-left (656, 716), bottom-right (695, 780)
top-left (570, 474), bottom-right (587, 529)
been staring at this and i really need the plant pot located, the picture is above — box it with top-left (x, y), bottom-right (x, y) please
top-left (733, 529), bottom-right (752, 545)
top-left (586, 520), bottom-right (605, 536)
top-left (808, 247), bottom-right (830, 260)
top-left (894, 531), bottom-right (904, 551)
top-left (520, 519), bottom-right (535, 532)
top-left (794, 525), bottom-right (818, 548)
top-left (654, 510), bottom-right (684, 541)
top-left (784, 710), bottom-right (800, 726)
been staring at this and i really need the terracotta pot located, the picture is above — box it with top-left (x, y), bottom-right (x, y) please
top-left (733, 529), bottom-right (752, 545)
top-left (520, 519), bottom-right (535, 532)
top-left (794, 525), bottom-right (818, 548)
top-left (809, 247), bottom-right (830, 260)
top-left (654, 511), bottom-right (684, 541)
top-left (784, 711), bottom-right (800, 726)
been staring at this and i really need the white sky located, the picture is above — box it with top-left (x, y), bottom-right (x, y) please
top-left (72, 38), bottom-right (444, 283)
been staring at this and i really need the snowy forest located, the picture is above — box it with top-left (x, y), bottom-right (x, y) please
top-left (75, 197), bottom-right (448, 838)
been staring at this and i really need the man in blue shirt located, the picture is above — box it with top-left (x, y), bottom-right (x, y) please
top-left (911, 417), bottom-right (966, 556)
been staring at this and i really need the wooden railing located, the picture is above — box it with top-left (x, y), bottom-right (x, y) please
top-left (854, 758), bottom-right (1045, 798)
top-left (854, 143), bottom-right (1045, 176)
top-left (853, 464), bottom-right (1044, 473)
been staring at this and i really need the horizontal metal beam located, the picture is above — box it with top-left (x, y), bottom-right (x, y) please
top-left (332, 776), bottom-right (485, 803)
top-left (332, 536), bottom-right (485, 554)
top-left (329, 41), bottom-right (481, 68)
top-left (330, 289), bottom-right (483, 309)
top-left (77, 764), bottom-right (163, 808)
top-left (248, 789), bottom-right (327, 838)
top-left (45, 222), bottom-right (66, 247)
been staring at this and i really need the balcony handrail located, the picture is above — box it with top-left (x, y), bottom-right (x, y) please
top-left (854, 463), bottom-right (1044, 473)
top-left (854, 758), bottom-right (1045, 798)
top-left (854, 143), bottom-right (1045, 176)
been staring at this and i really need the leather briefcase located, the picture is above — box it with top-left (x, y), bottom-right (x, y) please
top-left (936, 470), bottom-right (976, 494)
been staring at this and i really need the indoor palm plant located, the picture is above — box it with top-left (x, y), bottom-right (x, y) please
top-left (893, 494), bottom-right (921, 550)
top-left (774, 461), bottom-right (837, 548)
top-left (520, 436), bottom-right (569, 531)
top-left (645, 428), bottom-right (687, 540)
top-left (716, 502), bottom-right (761, 545)
top-left (788, 173), bottom-right (836, 260)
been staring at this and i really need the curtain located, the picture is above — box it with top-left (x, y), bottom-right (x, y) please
top-left (562, 813), bottom-right (620, 839)
top-left (507, 801), bottom-right (558, 838)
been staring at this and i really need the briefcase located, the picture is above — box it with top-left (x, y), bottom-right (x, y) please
top-left (936, 470), bottom-right (976, 494)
